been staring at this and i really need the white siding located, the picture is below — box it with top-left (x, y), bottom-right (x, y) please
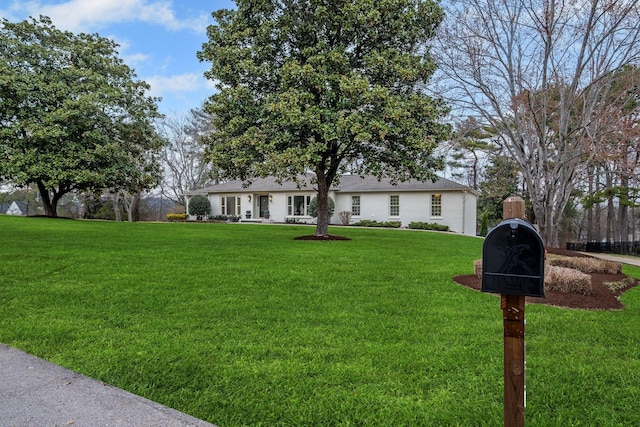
top-left (190, 187), bottom-right (477, 235)
top-left (334, 191), bottom-right (477, 235)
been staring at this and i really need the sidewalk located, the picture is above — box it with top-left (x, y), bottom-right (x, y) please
top-left (579, 252), bottom-right (640, 267)
top-left (0, 344), bottom-right (217, 427)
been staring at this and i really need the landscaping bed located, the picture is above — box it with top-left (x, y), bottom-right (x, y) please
top-left (453, 247), bottom-right (639, 310)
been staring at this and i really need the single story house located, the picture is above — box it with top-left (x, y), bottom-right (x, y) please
top-left (186, 174), bottom-right (478, 236)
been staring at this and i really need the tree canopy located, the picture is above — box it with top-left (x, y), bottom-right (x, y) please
top-left (198, 0), bottom-right (450, 236)
top-left (0, 16), bottom-right (164, 217)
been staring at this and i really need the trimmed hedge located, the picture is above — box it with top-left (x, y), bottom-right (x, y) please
top-left (167, 213), bottom-right (188, 222)
top-left (408, 221), bottom-right (449, 232)
top-left (547, 256), bottom-right (622, 274)
top-left (352, 220), bottom-right (401, 228)
top-left (544, 265), bottom-right (593, 295)
top-left (208, 215), bottom-right (240, 222)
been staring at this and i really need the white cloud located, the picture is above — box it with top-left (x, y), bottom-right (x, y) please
top-left (145, 72), bottom-right (205, 98)
top-left (5, 0), bottom-right (209, 34)
top-left (123, 52), bottom-right (151, 68)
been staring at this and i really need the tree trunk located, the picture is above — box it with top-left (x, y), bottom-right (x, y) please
top-left (586, 165), bottom-right (594, 242)
top-left (112, 191), bottom-right (122, 222)
top-left (36, 181), bottom-right (57, 217)
top-left (314, 168), bottom-right (330, 237)
top-left (605, 172), bottom-right (615, 243)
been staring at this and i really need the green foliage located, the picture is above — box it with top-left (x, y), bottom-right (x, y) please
top-left (187, 195), bottom-right (211, 218)
top-left (167, 213), bottom-right (188, 222)
top-left (0, 16), bottom-right (164, 217)
top-left (408, 221), bottom-right (449, 231)
top-left (479, 211), bottom-right (489, 236)
top-left (198, 0), bottom-right (450, 235)
top-left (307, 196), bottom-right (335, 218)
top-left (478, 153), bottom-right (520, 224)
top-left (353, 219), bottom-right (401, 228)
top-left (582, 186), bottom-right (640, 209)
top-left (208, 214), bottom-right (240, 222)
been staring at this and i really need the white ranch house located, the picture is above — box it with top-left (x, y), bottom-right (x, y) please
top-left (186, 174), bottom-right (478, 236)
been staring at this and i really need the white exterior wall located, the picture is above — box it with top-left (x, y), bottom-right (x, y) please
top-left (334, 191), bottom-right (477, 236)
top-left (189, 189), bottom-right (477, 236)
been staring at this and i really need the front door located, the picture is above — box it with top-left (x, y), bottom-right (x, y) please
top-left (259, 195), bottom-right (269, 218)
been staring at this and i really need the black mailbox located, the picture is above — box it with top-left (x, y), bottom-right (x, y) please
top-left (482, 218), bottom-right (545, 297)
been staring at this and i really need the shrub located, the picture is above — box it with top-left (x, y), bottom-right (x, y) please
top-left (208, 215), bottom-right (240, 222)
top-left (544, 266), bottom-right (593, 295)
top-left (547, 256), bottom-right (621, 274)
top-left (604, 277), bottom-right (637, 292)
top-left (383, 221), bottom-right (401, 228)
top-left (307, 196), bottom-right (335, 218)
top-left (408, 221), bottom-right (449, 232)
top-left (479, 211), bottom-right (489, 236)
top-left (188, 195), bottom-right (211, 218)
top-left (338, 211), bottom-right (352, 225)
top-left (352, 220), bottom-right (401, 228)
top-left (167, 213), bottom-right (188, 222)
top-left (353, 219), bottom-right (382, 227)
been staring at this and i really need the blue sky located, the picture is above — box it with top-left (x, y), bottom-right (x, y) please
top-left (1, 0), bottom-right (237, 115)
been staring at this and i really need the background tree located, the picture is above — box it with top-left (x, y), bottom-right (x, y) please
top-left (198, 0), bottom-right (450, 236)
top-left (158, 106), bottom-right (217, 208)
top-left (477, 153), bottom-right (521, 226)
top-left (435, 0), bottom-right (640, 247)
top-left (0, 16), bottom-right (163, 217)
top-left (444, 116), bottom-right (495, 190)
top-left (580, 65), bottom-right (640, 243)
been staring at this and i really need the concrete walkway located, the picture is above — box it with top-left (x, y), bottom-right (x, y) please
top-left (579, 252), bottom-right (640, 267)
top-left (0, 344), bottom-right (217, 427)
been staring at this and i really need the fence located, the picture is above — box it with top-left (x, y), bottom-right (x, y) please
top-left (566, 241), bottom-right (640, 255)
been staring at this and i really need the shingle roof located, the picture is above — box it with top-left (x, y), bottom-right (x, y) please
top-left (189, 173), bottom-right (477, 195)
top-left (334, 174), bottom-right (473, 192)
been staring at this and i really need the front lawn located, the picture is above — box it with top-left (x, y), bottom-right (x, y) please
top-left (1, 216), bottom-right (639, 426)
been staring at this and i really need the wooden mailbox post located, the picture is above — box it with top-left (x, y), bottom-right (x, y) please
top-left (481, 196), bottom-right (545, 427)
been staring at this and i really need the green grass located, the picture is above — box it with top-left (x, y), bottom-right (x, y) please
top-left (1, 215), bottom-right (640, 426)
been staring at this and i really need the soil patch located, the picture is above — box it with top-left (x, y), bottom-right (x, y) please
top-left (453, 247), bottom-right (639, 310)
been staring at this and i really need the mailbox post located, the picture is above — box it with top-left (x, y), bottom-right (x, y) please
top-left (481, 197), bottom-right (545, 427)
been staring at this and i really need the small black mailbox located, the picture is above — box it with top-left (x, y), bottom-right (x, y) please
top-left (482, 218), bottom-right (545, 297)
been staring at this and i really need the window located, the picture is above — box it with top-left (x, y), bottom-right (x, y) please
top-left (389, 195), bottom-right (399, 216)
top-left (351, 196), bottom-right (361, 216)
top-left (431, 194), bottom-right (442, 217)
top-left (287, 195), bottom-right (312, 216)
top-left (221, 196), bottom-right (241, 216)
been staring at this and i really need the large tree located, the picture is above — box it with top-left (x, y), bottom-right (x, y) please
top-left (198, 0), bottom-right (450, 236)
top-left (435, 0), bottom-right (640, 247)
top-left (0, 16), bottom-right (163, 217)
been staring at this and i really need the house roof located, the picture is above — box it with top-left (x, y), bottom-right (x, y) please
top-left (188, 173), bottom-right (478, 195)
top-left (334, 174), bottom-right (475, 193)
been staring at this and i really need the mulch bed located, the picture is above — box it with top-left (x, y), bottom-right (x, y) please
top-left (453, 247), bottom-right (639, 310)
top-left (294, 234), bottom-right (351, 241)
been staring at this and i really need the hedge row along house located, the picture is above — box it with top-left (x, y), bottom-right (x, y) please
top-left (185, 174), bottom-right (478, 236)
